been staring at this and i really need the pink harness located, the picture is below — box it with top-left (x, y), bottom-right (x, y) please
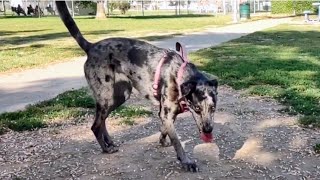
top-left (152, 42), bottom-right (189, 113)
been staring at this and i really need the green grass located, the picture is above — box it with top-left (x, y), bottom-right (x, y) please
top-left (111, 105), bottom-right (152, 126)
top-left (190, 24), bottom-right (320, 127)
top-left (0, 15), bottom-right (231, 73)
top-left (0, 88), bottom-right (152, 134)
top-left (314, 143), bottom-right (320, 154)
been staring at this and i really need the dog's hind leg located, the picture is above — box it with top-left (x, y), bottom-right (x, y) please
top-left (92, 102), bottom-right (119, 153)
top-left (88, 66), bottom-right (132, 153)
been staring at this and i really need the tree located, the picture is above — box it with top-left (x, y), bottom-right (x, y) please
top-left (118, 1), bottom-right (130, 14)
top-left (96, 0), bottom-right (105, 19)
top-left (76, 0), bottom-right (105, 18)
top-left (1, 0), bottom-right (6, 15)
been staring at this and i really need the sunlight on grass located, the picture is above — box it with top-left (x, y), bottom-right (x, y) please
top-left (0, 88), bottom-right (152, 134)
top-left (111, 105), bottom-right (152, 126)
top-left (314, 143), bottom-right (320, 154)
top-left (191, 24), bottom-right (320, 127)
top-left (0, 15), bottom-right (231, 73)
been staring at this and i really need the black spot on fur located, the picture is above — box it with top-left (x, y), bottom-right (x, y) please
top-left (129, 70), bottom-right (133, 75)
top-left (110, 64), bottom-right (115, 71)
top-left (164, 107), bottom-right (170, 116)
top-left (138, 76), bottom-right (142, 80)
top-left (128, 39), bottom-right (136, 46)
top-left (145, 95), bottom-right (149, 99)
top-left (97, 77), bottom-right (102, 84)
top-left (97, 45), bottom-right (102, 49)
top-left (109, 53), bottom-right (113, 60)
top-left (116, 44), bottom-right (122, 50)
top-left (128, 47), bottom-right (148, 67)
top-left (105, 75), bottom-right (111, 82)
top-left (113, 80), bottom-right (132, 103)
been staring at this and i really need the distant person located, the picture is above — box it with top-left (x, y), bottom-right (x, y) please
top-left (46, 4), bottom-right (55, 15)
top-left (27, 4), bottom-right (34, 15)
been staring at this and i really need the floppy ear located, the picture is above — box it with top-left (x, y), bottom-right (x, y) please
top-left (207, 79), bottom-right (218, 88)
top-left (180, 81), bottom-right (197, 97)
top-left (176, 42), bottom-right (182, 52)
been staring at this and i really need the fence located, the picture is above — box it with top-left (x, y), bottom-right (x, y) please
top-left (0, 0), bottom-right (271, 17)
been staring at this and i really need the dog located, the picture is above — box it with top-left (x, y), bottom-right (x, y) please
top-left (56, 1), bottom-right (218, 172)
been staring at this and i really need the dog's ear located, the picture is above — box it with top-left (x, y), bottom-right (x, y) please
top-left (207, 79), bottom-right (218, 88)
top-left (180, 81), bottom-right (197, 97)
top-left (176, 42), bottom-right (182, 52)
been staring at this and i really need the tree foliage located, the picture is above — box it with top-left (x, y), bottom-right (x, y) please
top-left (271, 0), bottom-right (316, 15)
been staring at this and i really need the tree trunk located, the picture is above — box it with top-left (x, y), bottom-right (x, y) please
top-left (1, 0), bottom-right (5, 15)
top-left (96, 1), bottom-right (105, 19)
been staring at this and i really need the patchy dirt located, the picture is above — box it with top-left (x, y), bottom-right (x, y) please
top-left (0, 85), bottom-right (319, 179)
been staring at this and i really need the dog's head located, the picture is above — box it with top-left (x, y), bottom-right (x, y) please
top-left (180, 76), bottom-right (218, 142)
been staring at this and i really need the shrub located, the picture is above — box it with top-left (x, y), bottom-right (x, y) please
top-left (271, 0), bottom-right (315, 15)
top-left (118, 2), bottom-right (130, 14)
top-left (108, 2), bottom-right (118, 14)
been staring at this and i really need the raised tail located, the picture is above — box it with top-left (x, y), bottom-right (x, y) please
top-left (55, 1), bottom-right (92, 53)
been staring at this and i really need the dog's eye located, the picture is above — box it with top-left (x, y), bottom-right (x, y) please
top-left (211, 106), bottom-right (216, 112)
top-left (194, 106), bottom-right (201, 111)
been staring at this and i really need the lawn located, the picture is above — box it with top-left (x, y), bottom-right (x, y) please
top-left (0, 88), bottom-right (152, 134)
top-left (0, 15), bottom-right (231, 73)
top-left (2, 23), bottom-right (320, 134)
top-left (190, 24), bottom-right (320, 128)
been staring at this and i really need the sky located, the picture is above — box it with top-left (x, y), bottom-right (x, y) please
top-left (10, 0), bottom-right (23, 7)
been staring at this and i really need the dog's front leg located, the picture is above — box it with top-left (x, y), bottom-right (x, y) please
top-left (159, 103), bottom-right (198, 172)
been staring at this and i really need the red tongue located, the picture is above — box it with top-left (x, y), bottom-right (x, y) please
top-left (200, 133), bottom-right (213, 143)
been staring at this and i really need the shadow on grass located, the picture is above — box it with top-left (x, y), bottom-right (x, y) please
top-left (0, 29), bottom-right (123, 45)
top-left (137, 33), bottom-right (183, 41)
top-left (0, 16), bottom-right (35, 19)
top-left (191, 28), bottom-right (320, 126)
top-left (108, 14), bottom-right (214, 19)
top-left (0, 29), bottom-right (52, 36)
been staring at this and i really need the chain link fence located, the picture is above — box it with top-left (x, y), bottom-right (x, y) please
top-left (0, 0), bottom-right (271, 17)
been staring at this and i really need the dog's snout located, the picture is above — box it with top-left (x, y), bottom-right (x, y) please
top-left (202, 122), bottom-right (213, 133)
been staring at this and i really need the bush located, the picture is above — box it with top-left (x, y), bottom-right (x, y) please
top-left (271, 0), bottom-right (315, 15)
top-left (108, 2), bottom-right (118, 14)
top-left (118, 2), bottom-right (130, 14)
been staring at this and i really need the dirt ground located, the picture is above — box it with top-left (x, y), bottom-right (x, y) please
top-left (1, 85), bottom-right (319, 180)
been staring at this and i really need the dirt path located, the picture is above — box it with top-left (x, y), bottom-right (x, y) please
top-left (1, 85), bottom-right (319, 179)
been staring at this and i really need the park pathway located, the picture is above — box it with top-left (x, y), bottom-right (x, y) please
top-left (0, 18), bottom-right (290, 113)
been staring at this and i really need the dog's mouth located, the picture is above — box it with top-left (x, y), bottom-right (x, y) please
top-left (199, 123), bottom-right (214, 143)
top-left (200, 132), bottom-right (213, 143)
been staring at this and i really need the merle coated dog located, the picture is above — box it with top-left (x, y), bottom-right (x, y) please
top-left (56, 1), bottom-right (218, 172)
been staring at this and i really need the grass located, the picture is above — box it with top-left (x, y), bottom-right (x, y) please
top-left (0, 15), bottom-right (231, 73)
top-left (112, 106), bottom-right (152, 126)
top-left (190, 24), bottom-right (320, 127)
top-left (314, 143), bottom-right (320, 154)
top-left (0, 88), bottom-right (152, 134)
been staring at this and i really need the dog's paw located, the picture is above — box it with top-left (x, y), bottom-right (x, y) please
top-left (181, 161), bottom-right (199, 172)
top-left (160, 139), bottom-right (172, 147)
top-left (102, 145), bottom-right (119, 154)
top-left (161, 141), bottom-right (172, 147)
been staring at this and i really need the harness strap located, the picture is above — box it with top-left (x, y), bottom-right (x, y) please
top-left (152, 50), bottom-right (168, 97)
top-left (176, 42), bottom-right (190, 113)
top-left (152, 42), bottom-right (190, 113)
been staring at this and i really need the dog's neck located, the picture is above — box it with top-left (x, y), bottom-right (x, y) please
top-left (170, 55), bottom-right (200, 84)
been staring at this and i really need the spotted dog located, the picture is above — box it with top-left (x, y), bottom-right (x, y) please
top-left (56, 1), bottom-right (218, 172)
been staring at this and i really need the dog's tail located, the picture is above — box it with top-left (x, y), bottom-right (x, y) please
top-left (55, 1), bottom-right (92, 53)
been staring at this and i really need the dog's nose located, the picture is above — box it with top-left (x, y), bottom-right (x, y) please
top-left (202, 122), bottom-right (213, 133)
